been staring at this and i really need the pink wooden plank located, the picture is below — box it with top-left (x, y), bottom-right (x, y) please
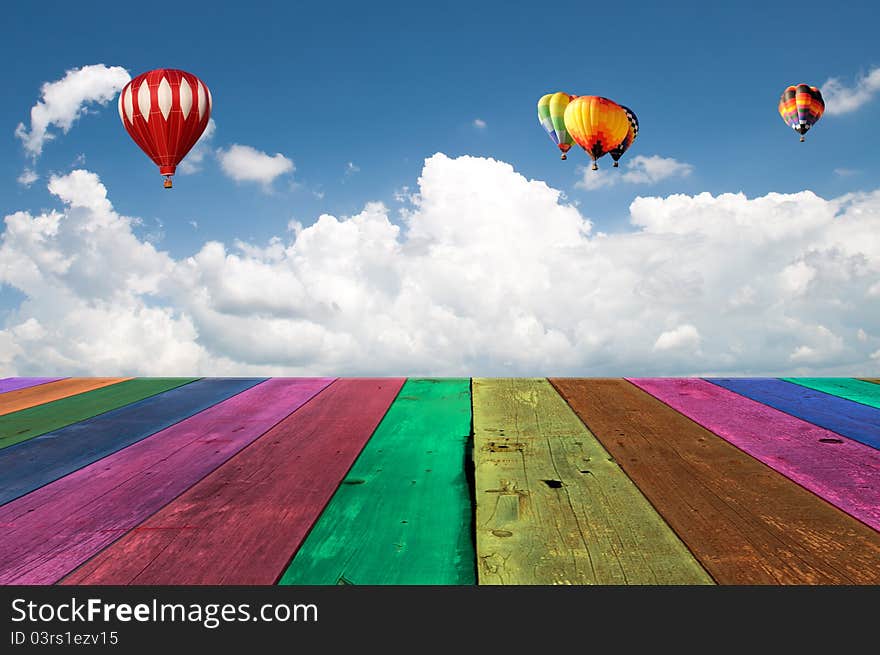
top-left (62, 378), bottom-right (405, 585)
top-left (629, 378), bottom-right (880, 532)
top-left (0, 377), bottom-right (334, 584)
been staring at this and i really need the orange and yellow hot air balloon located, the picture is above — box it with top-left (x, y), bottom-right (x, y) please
top-left (778, 84), bottom-right (824, 142)
top-left (563, 96), bottom-right (630, 170)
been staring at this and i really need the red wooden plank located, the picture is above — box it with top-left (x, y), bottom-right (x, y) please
top-left (63, 378), bottom-right (404, 585)
top-left (0, 378), bottom-right (334, 584)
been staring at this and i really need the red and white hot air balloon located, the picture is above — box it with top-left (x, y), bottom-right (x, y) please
top-left (118, 68), bottom-right (212, 188)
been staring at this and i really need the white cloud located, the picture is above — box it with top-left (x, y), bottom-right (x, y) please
top-left (17, 169), bottom-right (38, 187)
top-left (473, 119), bottom-right (487, 129)
top-left (577, 154), bottom-right (693, 190)
top-left (345, 161), bottom-right (360, 176)
top-left (217, 144), bottom-right (294, 189)
top-left (2, 154), bottom-right (880, 377)
top-left (822, 67), bottom-right (880, 115)
top-left (834, 168), bottom-right (859, 177)
top-left (654, 324), bottom-right (701, 352)
top-left (177, 118), bottom-right (216, 175)
top-left (15, 64), bottom-right (130, 157)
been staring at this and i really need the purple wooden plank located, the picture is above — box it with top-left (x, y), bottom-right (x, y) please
top-left (0, 378), bottom-right (64, 394)
top-left (0, 377), bottom-right (334, 584)
top-left (630, 378), bottom-right (880, 532)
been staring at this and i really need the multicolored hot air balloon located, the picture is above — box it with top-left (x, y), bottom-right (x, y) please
top-left (118, 69), bottom-right (212, 188)
top-left (778, 84), bottom-right (824, 142)
top-left (538, 92), bottom-right (575, 160)
top-left (609, 105), bottom-right (639, 168)
top-left (563, 96), bottom-right (630, 170)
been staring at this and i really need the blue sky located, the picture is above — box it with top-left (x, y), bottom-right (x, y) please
top-left (1, 0), bottom-right (879, 375)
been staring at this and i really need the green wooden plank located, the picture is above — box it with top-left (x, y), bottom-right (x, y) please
top-left (782, 377), bottom-right (880, 410)
top-left (279, 378), bottom-right (475, 585)
top-left (472, 378), bottom-right (713, 585)
top-left (0, 378), bottom-right (200, 450)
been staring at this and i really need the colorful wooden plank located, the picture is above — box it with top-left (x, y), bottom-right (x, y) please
top-left (783, 378), bottom-right (880, 409)
top-left (630, 378), bottom-right (880, 531)
top-left (0, 377), bottom-right (265, 506)
top-left (551, 378), bottom-right (880, 584)
top-left (0, 377), bottom-right (129, 416)
top-left (280, 378), bottom-right (475, 585)
top-left (471, 378), bottom-right (712, 585)
top-left (63, 378), bottom-right (405, 586)
top-left (0, 378), bottom-right (64, 394)
top-left (0, 377), bottom-right (199, 450)
top-left (0, 378), bottom-right (334, 584)
top-left (708, 378), bottom-right (880, 451)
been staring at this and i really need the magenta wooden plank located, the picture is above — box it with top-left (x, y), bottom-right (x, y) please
top-left (0, 378), bottom-right (64, 394)
top-left (63, 378), bottom-right (405, 585)
top-left (630, 378), bottom-right (880, 532)
top-left (0, 378), bottom-right (334, 584)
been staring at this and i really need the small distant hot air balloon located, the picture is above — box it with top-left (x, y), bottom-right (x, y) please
top-left (118, 69), bottom-right (212, 188)
top-left (778, 84), bottom-right (824, 142)
top-left (538, 92), bottom-right (576, 160)
top-left (609, 105), bottom-right (638, 168)
top-left (563, 96), bottom-right (630, 170)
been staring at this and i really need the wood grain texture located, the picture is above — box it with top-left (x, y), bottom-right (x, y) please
top-left (631, 378), bottom-right (880, 531)
top-left (708, 378), bottom-right (880, 451)
top-left (0, 378), bottom-right (199, 451)
top-left (280, 378), bottom-right (475, 585)
top-left (0, 378), bottom-right (128, 416)
top-left (782, 378), bottom-right (880, 409)
top-left (0, 378), bottom-right (265, 507)
top-left (472, 378), bottom-right (712, 585)
top-left (0, 378), bottom-right (64, 394)
top-left (551, 378), bottom-right (880, 584)
top-left (63, 378), bottom-right (405, 586)
top-left (0, 378), bottom-right (334, 584)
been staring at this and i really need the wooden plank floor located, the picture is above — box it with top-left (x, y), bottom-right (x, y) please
top-left (0, 376), bottom-right (875, 586)
top-left (708, 378), bottom-right (880, 450)
top-left (280, 378), bottom-right (475, 585)
top-left (0, 378), bottom-right (64, 394)
top-left (631, 378), bottom-right (880, 531)
top-left (0, 378), bottom-right (128, 416)
top-left (64, 379), bottom-right (404, 585)
top-left (0, 378), bottom-right (333, 584)
top-left (472, 378), bottom-right (711, 585)
top-left (551, 378), bottom-right (880, 584)
top-left (0, 377), bottom-right (198, 450)
top-left (782, 377), bottom-right (880, 409)
top-left (0, 378), bottom-right (264, 505)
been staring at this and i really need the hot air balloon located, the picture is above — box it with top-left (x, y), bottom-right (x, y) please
top-left (563, 96), bottom-right (630, 170)
top-left (538, 92), bottom-right (576, 160)
top-left (118, 69), bottom-right (212, 188)
top-left (609, 105), bottom-right (639, 168)
top-left (778, 84), bottom-right (824, 142)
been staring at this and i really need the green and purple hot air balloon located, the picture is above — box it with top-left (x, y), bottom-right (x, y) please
top-left (538, 92), bottom-right (575, 160)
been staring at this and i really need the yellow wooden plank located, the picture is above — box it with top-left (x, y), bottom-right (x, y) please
top-left (472, 378), bottom-right (713, 585)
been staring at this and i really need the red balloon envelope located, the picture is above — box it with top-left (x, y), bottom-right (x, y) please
top-left (118, 68), bottom-right (212, 188)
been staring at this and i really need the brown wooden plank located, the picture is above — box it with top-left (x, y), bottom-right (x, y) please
top-left (550, 378), bottom-right (880, 584)
top-left (473, 378), bottom-right (712, 585)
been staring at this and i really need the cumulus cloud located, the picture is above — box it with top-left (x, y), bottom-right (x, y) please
top-left (577, 155), bottom-right (693, 190)
top-left (177, 118), bottom-right (216, 175)
top-left (822, 67), bottom-right (880, 115)
top-left (15, 64), bottom-right (130, 157)
top-left (473, 118), bottom-right (487, 129)
top-left (217, 144), bottom-right (294, 189)
top-left (2, 154), bottom-right (880, 377)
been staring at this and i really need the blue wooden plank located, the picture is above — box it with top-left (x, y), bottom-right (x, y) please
top-left (0, 378), bottom-right (266, 506)
top-left (706, 378), bottom-right (880, 451)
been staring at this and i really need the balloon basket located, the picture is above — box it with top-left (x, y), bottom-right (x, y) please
top-left (163, 178), bottom-right (173, 189)
top-left (591, 163), bottom-right (598, 171)
top-left (561, 154), bottom-right (567, 160)
top-left (613, 161), bottom-right (619, 168)
top-left (800, 136), bottom-right (805, 142)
